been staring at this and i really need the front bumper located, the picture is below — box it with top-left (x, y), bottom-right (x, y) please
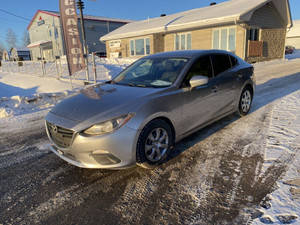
top-left (45, 118), bottom-right (139, 169)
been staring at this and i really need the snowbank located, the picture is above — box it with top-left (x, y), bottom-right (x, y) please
top-left (0, 58), bottom-right (134, 118)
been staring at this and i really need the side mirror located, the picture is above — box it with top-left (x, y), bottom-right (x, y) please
top-left (190, 75), bottom-right (208, 90)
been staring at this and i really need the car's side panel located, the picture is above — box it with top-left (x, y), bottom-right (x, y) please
top-left (127, 87), bottom-right (184, 141)
top-left (215, 68), bottom-right (242, 117)
top-left (180, 77), bottom-right (221, 135)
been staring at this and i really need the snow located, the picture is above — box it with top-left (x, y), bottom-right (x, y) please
top-left (287, 20), bottom-right (300, 38)
top-left (0, 57), bottom-right (136, 119)
top-left (0, 51), bottom-right (300, 223)
top-left (285, 49), bottom-right (300, 60)
top-left (101, 0), bottom-right (288, 41)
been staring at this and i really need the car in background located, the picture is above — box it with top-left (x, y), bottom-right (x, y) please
top-left (45, 50), bottom-right (255, 169)
top-left (285, 46), bottom-right (294, 54)
top-left (94, 51), bottom-right (107, 58)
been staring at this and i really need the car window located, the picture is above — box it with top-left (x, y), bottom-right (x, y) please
top-left (113, 58), bottom-right (189, 88)
top-left (211, 54), bottom-right (232, 76)
top-left (131, 60), bottom-right (152, 77)
top-left (181, 55), bottom-right (213, 87)
top-left (230, 56), bottom-right (238, 67)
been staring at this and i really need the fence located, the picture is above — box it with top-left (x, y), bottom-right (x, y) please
top-left (0, 54), bottom-right (111, 83)
top-left (248, 40), bottom-right (264, 57)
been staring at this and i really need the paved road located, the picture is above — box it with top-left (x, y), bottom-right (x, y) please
top-left (1, 60), bottom-right (300, 225)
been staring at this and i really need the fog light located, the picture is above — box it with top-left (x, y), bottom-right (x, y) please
top-left (90, 151), bottom-right (121, 165)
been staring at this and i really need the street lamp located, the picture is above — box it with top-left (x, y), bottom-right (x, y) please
top-left (77, 0), bottom-right (90, 82)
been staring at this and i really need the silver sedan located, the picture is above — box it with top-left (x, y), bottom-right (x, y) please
top-left (45, 50), bottom-right (255, 169)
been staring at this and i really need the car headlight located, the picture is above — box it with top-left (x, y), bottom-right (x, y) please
top-left (83, 113), bottom-right (135, 135)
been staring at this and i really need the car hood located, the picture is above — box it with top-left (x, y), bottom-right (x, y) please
top-left (49, 83), bottom-right (161, 126)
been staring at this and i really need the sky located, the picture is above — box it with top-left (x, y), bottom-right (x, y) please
top-left (0, 0), bottom-right (299, 48)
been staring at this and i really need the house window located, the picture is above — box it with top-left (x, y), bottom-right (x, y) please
top-left (175, 33), bottom-right (191, 50)
top-left (250, 28), bottom-right (260, 41)
top-left (130, 38), bottom-right (150, 56)
top-left (55, 28), bottom-right (59, 39)
top-left (49, 30), bottom-right (52, 37)
top-left (212, 27), bottom-right (236, 52)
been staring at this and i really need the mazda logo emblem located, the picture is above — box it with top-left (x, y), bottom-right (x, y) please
top-left (51, 124), bottom-right (58, 133)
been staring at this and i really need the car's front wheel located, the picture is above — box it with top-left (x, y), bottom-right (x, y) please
top-left (136, 119), bottom-right (173, 169)
top-left (237, 86), bottom-right (253, 116)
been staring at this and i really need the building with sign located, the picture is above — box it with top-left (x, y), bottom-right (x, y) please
top-left (27, 10), bottom-right (133, 61)
top-left (101, 0), bottom-right (292, 62)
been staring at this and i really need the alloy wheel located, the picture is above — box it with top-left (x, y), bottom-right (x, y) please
top-left (144, 128), bottom-right (169, 162)
top-left (241, 90), bottom-right (252, 113)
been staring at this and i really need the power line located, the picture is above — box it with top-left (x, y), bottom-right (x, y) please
top-left (0, 9), bottom-right (31, 22)
top-left (0, 9), bottom-right (61, 28)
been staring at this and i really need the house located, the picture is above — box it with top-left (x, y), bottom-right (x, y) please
top-left (2, 50), bottom-right (11, 61)
top-left (100, 0), bottom-right (292, 62)
top-left (27, 10), bottom-right (134, 61)
top-left (286, 20), bottom-right (300, 49)
top-left (10, 47), bottom-right (31, 61)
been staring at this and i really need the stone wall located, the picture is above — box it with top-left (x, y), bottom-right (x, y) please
top-left (261, 28), bottom-right (286, 60)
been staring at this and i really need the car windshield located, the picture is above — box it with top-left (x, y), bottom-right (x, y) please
top-left (112, 58), bottom-right (189, 88)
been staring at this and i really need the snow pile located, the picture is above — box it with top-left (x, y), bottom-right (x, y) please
top-left (0, 58), bottom-right (133, 118)
top-left (97, 57), bottom-right (137, 66)
top-left (95, 57), bottom-right (137, 79)
top-left (0, 92), bottom-right (78, 118)
top-left (285, 49), bottom-right (300, 60)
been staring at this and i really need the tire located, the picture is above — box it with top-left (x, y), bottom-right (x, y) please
top-left (236, 87), bottom-right (253, 116)
top-left (136, 119), bottom-right (173, 169)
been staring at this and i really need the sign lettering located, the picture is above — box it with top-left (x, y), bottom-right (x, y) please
top-left (59, 0), bottom-right (85, 75)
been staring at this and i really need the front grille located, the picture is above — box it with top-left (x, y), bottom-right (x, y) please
top-left (46, 121), bottom-right (74, 148)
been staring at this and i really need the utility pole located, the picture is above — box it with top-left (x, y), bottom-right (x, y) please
top-left (77, 0), bottom-right (90, 83)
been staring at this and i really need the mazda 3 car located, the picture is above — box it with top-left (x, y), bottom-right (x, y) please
top-left (45, 50), bottom-right (255, 169)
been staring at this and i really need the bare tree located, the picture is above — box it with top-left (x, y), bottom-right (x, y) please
top-left (22, 30), bottom-right (30, 47)
top-left (0, 41), bottom-right (5, 60)
top-left (0, 41), bottom-right (5, 52)
top-left (6, 28), bottom-right (18, 49)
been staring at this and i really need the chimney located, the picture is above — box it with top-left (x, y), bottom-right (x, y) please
top-left (210, 2), bottom-right (217, 6)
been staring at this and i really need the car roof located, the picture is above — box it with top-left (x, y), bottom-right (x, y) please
top-left (144, 49), bottom-right (234, 59)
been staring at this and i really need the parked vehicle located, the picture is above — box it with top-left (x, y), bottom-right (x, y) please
top-left (45, 50), bottom-right (255, 169)
top-left (285, 46), bottom-right (294, 54)
top-left (94, 51), bottom-right (107, 58)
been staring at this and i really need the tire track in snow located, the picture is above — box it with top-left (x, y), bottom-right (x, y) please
top-left (8, 168), bottom-right (138, 224)
top-left (251, 90), bottom-right (300, 224)
top-left (261, 91), bottom-right (300, 174)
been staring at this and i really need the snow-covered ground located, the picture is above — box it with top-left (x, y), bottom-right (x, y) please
top-left (0, 57), bottom-right (136, 118)
top-left (0, 52), bottom-right (300, 224)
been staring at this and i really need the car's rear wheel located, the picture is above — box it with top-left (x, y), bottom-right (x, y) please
top-left (136, 119), bottom-right (173, 169)
top-left (237, 87), bottom-right (253, 116)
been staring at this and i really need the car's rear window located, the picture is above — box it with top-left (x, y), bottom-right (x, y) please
top-left (211, 54), bottom-right (232, 76)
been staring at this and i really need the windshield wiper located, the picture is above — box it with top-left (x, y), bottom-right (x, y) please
top-left (106, 80), bottom-right (116, 84)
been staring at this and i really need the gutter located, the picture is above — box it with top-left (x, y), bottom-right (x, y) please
top-left (234, 19), bottom-right (248, 60)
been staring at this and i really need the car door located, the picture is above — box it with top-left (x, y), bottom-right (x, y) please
top-left (210, 54), bottom-right (238, 117)
top-left (180, 55), bottom-right (221, 135)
